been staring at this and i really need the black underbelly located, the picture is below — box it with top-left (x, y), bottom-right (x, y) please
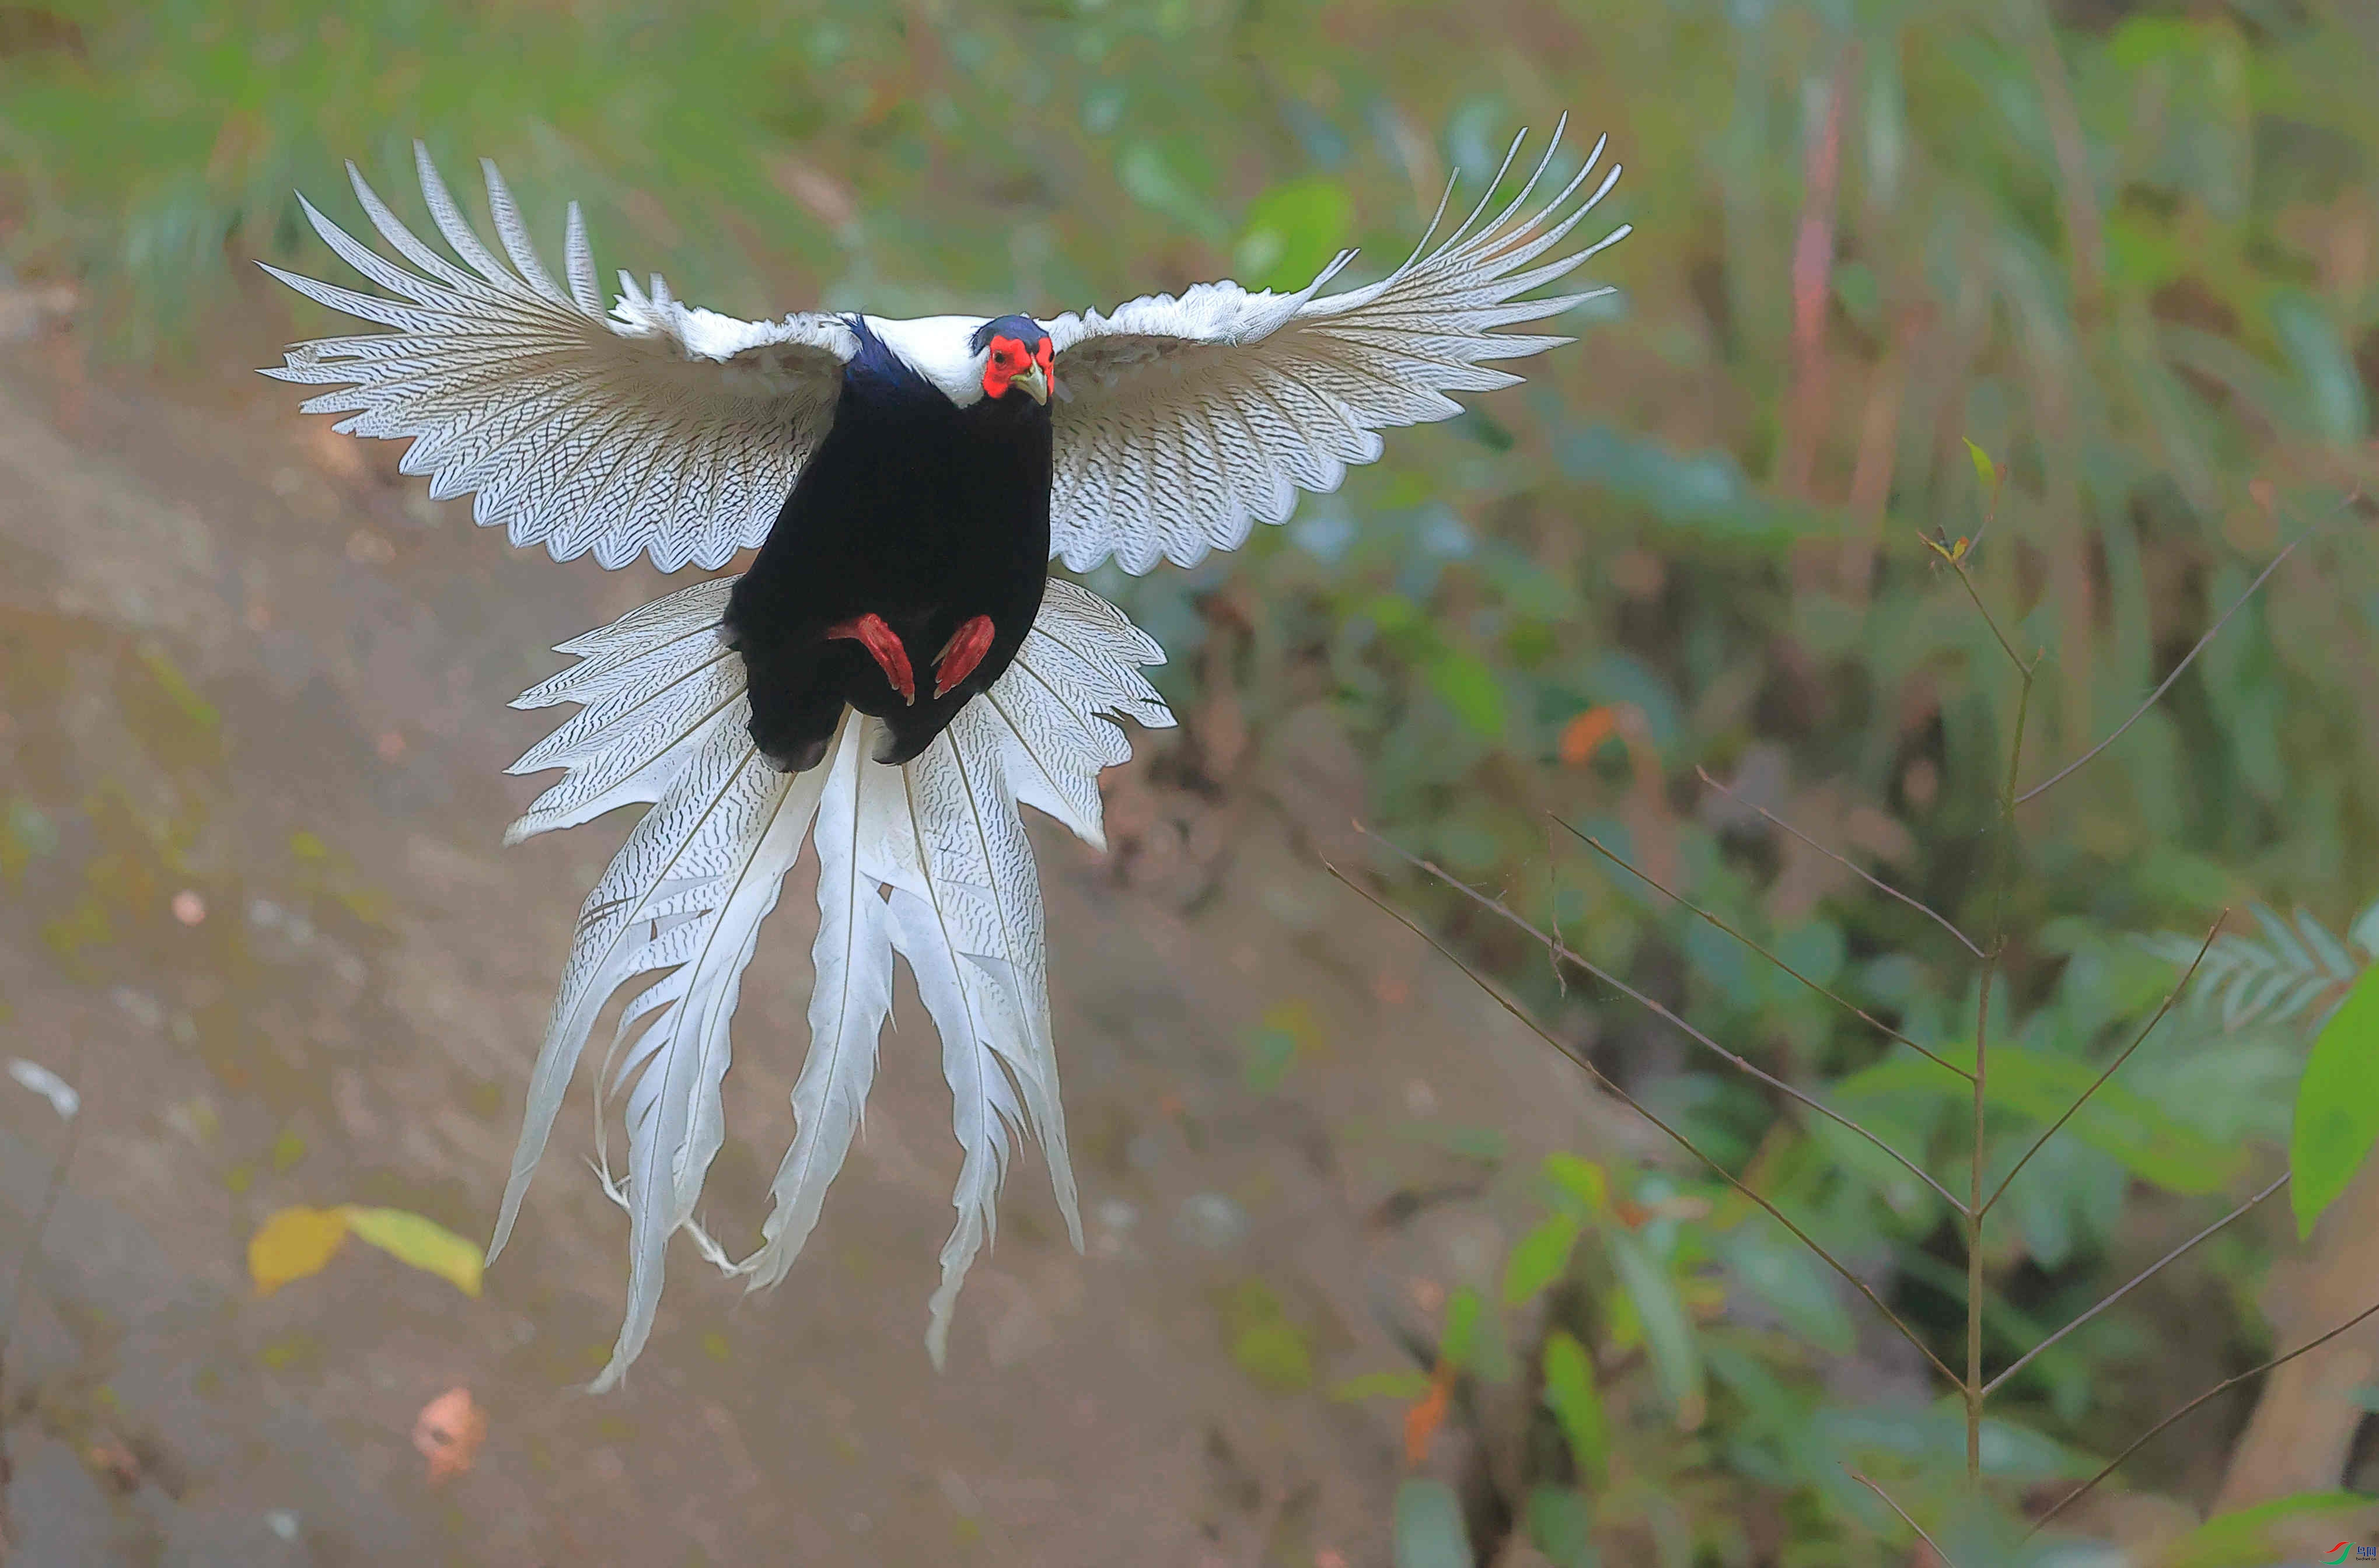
top-left (720, 392), bottom-right (1053, 772)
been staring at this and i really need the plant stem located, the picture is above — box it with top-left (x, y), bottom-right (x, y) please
top-left (1967, 615), bottom-right (2036, 1482)
top-left (1967, 1004), bottom-right (1986, 1480)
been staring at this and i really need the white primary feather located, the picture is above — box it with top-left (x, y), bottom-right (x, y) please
top-left (258, 145), bottom-right (855, 573)
top-left (497, 576), bottom-right (1172, 1385)
top-left (1044, 119), bottom-right (1630, 574)
top-left (263, 126), bottom-right (1625, 582)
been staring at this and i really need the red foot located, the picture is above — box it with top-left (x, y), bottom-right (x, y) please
top-left (933, 615), bottom-right (995, 699)
top-left (826, 613), bottom-right (915, 705)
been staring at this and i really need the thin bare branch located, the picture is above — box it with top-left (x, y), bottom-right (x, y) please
top-left (1985, 1170), bottom-right (2286, 1398)
top-left (1546, 824), bottom-right (1569, 1000)
top-left (2029, 1290), bottom-right (2379, 1536)
top-left (1555, 817), bottom-right (1972, 1083)
top-left (1951, 554), bottom-right (2028, 674)
top-left (1977, 914), bottom-right (2225, 1219)
top-left (1326, 862), bottom-right (1966, 1390)
top-left (1849, 1470), bottom-right (1958, 1566)
top-left (1361, 825), bottom-right (1971, 1218)
top-left (1968, 642), bottom-right (2037, 1480)
top-left (1696, 766), bottom-right (1986, 958)
top-left (2017, 533), bottom-right (2305, 804)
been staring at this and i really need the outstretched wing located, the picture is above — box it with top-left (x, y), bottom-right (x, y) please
top-left (259, 145), bottom-right (855, 573)
top-left (1044, 120), bottom-right (1629, 574)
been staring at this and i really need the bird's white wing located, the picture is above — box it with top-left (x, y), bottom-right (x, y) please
top-left (260, 145), bottom-right (855, 573)
top-left (495, 577), bottom-right (1172, 1387)
top-left (1044, 121), bottom-right (1629, 574)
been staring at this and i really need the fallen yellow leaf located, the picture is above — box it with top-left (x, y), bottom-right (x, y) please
top-left (338, 1206), bottom-right (483, 1298)
top-left (248, 1206), bottom-right (350, 1296)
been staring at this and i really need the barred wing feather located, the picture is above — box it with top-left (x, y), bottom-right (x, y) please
top-left (258, 145), bottom-right (853, 573)
top-left (497, 578), bottom-right (1172, 1387)
top-left (1044, 120), bottom-right (1629, 573)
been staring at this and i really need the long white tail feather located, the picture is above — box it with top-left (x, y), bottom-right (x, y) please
top-left (736, 714), bottom-right (895, 1296)
top-left (899, 706), bottom-right (1080, 1222)
top-left (593, 745), bottom-right (826, 1390)
top-left (497, 576), bottom-right (1171, 1385)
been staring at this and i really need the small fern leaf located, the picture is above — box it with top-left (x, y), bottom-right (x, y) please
top-left (2276, 973), bottom-right (2336, 1027)
top-left (2254, 905), bottom-right (2312, 974)
top-left (2352, 895), bottom-right (2379, 959)
top-left (2302, 908), bottom-right (2361, 980)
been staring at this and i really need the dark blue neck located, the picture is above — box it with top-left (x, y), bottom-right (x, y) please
top-left (840, 315), bottom-right (942, 407)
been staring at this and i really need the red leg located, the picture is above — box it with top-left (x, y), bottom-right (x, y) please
top-left (932, 615), bottom-right (995, 699)
top-left (826, 613), bottom-right (915, 705)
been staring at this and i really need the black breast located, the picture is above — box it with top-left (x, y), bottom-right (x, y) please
top-left (721, 321), bottom-right (1053, 773)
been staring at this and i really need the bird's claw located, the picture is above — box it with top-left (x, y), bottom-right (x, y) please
top-left (827, 612), bottom-right (916, 705)
top-left (933, 615), bottom-right (995, 699)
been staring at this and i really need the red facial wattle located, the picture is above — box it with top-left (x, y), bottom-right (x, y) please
top-left (982, 334), bottom-right (1053, 402)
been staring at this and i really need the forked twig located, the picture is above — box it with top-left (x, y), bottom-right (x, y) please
top-left (1695, 767), bottom-right (1986, 958)
top-left (1327, 863), bottom-right (1965, 1389)
top-left (1363, 827), bottom-right (1971, 1217)
top-left (1849, 1469), bottom-right (1958, 1567)
top-left (1555, 817), bottom-right (1972, 1082)
top-left (1983, 1170), bottom-right (2286, 1398)
top-left (1976, 914), bottom-right (2225, 1219)
top-left (2029, 1291), bottom-right (2379, 1535)
top-left (2017, 531), bottom-right (2311, 805)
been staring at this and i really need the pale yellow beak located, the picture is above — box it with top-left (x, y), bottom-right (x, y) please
top-left (1009, 362), bottom-right (1049, 405)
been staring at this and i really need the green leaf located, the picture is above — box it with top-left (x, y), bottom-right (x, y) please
top-left (1115, 141), bottom-right (1224, 241)
top-left (2269, 292), bottom-right (2368, 446)
top-left (1218, 1279), bottom-right (1313, 1393)
top-left (1502, 1213), bottom-right (1581, 1307)
top-left (1603, 1228), bottom-right (1703, 1417)
top-left (1329, 1368), bottom-right (1434, 1402)
top-left (338, 1206), bottom-right (483, 1298)
top-left (2150, 1490), bottom-right (2367, 1568)
top-left (1963, 437), bottom-right (1997, 496)
top-left (2291, 964), bottom-right (2379, 1237)
top-left (1542, 1153), bottom-right (1609, 1216)
top-left (1540, 1329), bottom-right (1609, 1481)
top-left (1393, 1478), bottom-right (1473, 1568)
top-left (1720, 1221), bottom-right (1854, 1354)
top-left (1231, 1322), bottom-right (1313, 1392)
top-left (1234, 176), bottom-right (1351, 292)
top-left (1437, 1285), bottom-right (1483, 1373)
top-left (1426, 650), bottom-right (1505, 738)
top-left (1836, 1044), bottom-right (2247, 1195)
top-left (1525, 1485), bottom-right (1599, 1568)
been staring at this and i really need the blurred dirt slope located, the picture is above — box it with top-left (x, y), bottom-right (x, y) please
top-left (0, 335), bottom-right (1636, 1563)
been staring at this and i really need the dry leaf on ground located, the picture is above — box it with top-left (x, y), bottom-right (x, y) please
top-left (413, 1387), bottom-right (487, 1483)
top-left (339, 1206), bottom-right (483, 1298)
top-left (247, 1206), bottom-right (350, 1296)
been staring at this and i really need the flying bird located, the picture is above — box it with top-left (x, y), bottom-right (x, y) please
top-left (260, 124), bottom-right (1628, 1387)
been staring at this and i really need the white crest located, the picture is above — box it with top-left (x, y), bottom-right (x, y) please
top-left (861, 313), bottom-right (997, 407)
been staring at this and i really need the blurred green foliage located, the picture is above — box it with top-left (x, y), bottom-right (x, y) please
top-left (9, 0), bottom-right (2379, 1559)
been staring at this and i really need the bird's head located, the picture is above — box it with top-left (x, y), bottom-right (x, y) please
top-left (971, 315), bottom-right (1053, 406)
